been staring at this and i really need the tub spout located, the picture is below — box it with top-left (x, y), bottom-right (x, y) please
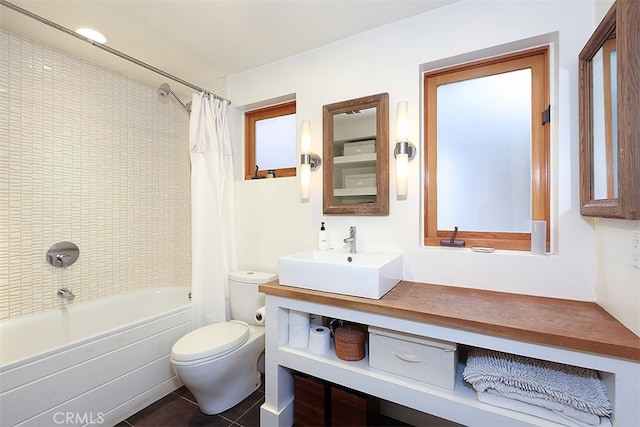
top-left (57, 288), bottom-right (75, 302)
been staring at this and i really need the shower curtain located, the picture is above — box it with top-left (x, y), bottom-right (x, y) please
top-left (189, 93), bottom-right (237, 328)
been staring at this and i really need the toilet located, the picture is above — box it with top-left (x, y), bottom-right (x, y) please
top-left (170, 270), bottom-right (276, 415)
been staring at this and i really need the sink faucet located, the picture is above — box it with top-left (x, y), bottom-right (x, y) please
top-left (343, 226), bottom-right (357, 254)
top-left (57, 287), bottom-right (75, 302)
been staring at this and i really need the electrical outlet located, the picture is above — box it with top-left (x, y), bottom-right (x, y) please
top-left (633, 231), bottom-right (640, 270)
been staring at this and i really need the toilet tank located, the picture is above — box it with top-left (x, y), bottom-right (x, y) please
top-left (229, 271), bottom-right (277, 325)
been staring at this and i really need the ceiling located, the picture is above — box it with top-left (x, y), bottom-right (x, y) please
top-left (1, 0), bottom-right (458, 98)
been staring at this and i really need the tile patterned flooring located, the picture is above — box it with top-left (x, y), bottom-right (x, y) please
top-left (116, 385), bottom-right (264, 427)
top-left (116, 376), bottom-right (410, 427)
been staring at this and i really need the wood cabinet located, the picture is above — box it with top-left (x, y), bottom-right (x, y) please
top-left (323, 93), bottom-right (389, 215)
top-left (293, 372), bottom-right (379, 427)
top-left (579, 0), bottom-right (640, 218)
top-left (330, 385), bottom-right (379, 427)
top-left (293, 374), bottom-right (327, 427)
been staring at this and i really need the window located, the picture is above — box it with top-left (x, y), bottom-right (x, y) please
top-left (424, 47), bottom-right (550, 251)
top-left (244, 101), bottom-right (296, 180)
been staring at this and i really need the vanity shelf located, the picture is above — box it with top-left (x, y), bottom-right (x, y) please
top-left (334, 187), bottom-right (377, 197)
top-left (333, 135), bottom-right (377, 152)
top-left (278, 343), bottom-right (580, 426)
top-left (333, 153), bottom-right (377, 165)
top-left (333, 153), bottom-right (377, 199)
top-left (259, 281), bottom-right (640, 427)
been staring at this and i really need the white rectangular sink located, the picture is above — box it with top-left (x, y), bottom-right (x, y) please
top-left (278, 250), bottom-right (402, 299)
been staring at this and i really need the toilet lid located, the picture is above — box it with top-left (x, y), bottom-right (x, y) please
top-left (171, 322), bottom-right (249, 362)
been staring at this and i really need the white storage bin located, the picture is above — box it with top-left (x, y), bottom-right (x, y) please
top-left (368, 326), bottom-right (458, 390)
top-left (344, 140), bottom-right (376, 156)
top-left (345, 173), bottom-right (376, 188)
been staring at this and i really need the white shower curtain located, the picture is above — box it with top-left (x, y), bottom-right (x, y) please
top-left (189, 93), bottom-right (237, 329)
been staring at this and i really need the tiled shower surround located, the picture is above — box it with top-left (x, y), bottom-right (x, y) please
top-left (0, 29), bottom-right (201, 320)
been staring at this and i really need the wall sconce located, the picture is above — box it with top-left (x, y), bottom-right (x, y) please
top-left (394, 101), bottom-right (416, 198)
top-left (300, 120), bottom-right (321, 200)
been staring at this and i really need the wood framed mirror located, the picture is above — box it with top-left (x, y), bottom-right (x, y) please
top-left (579, 0), bottom-right (639, 219)
top-left (322, 93), bottom-right (389, 215)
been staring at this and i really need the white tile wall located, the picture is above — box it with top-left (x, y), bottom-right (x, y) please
top-left (0, 29), bottom-right (195, 320)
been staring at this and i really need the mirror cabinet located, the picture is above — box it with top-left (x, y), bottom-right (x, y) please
top-left (579, 0), bottom-right (639, 219)
top-left (322, 93), bottom-right (389, 215)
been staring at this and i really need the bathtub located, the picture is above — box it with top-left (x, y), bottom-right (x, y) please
top-left (0, 286), bottom-right (191, 427)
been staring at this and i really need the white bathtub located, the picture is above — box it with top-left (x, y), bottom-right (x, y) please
top-left (0, 286), bottom-right (192, 427)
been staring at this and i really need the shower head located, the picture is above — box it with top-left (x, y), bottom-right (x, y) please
top-left (158, 83), bottom-right (171, 97)
top-left (157, 82), bottom-right (191, 114)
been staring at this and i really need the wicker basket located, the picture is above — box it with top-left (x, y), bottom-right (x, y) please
top-left (334, 325), bottom-right (366, 361)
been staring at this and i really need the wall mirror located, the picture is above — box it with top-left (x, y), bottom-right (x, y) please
top-left (579, 0), bottom-right (639, 219)
top-left (322, 93), bottom-right (389, 215)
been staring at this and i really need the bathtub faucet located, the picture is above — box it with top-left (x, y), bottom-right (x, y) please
top-left (56, 252), bottom-right (71, 268)
top-left (57, 288), bottom-right (75, 302)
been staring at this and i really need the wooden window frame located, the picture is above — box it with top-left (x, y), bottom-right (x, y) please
top-left (423, 47), bottom-right (550, 251)
top-left (244, 100), bottom-right (297, 180)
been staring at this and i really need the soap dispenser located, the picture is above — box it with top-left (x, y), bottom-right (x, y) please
top-left (318, 222), bottom-right (329, 250)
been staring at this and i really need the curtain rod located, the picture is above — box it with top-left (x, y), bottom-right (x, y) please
top-left (1, 0), bottom-right (231, 105)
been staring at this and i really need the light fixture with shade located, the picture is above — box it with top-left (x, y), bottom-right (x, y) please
top-left (394, 101), bottom-right (416, 198)
top-left (299, 120), bottom-right (321, 200)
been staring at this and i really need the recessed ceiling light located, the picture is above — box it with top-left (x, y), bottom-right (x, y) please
top-left (75, 27), bottom-right (109, 44)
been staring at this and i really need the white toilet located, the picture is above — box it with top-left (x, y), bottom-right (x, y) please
top-left (170, 270), bottom-right (276, 415)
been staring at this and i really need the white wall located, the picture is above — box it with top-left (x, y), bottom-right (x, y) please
top-left (227, 0), bottom-right (636, 326)
top-left (588, 0), bottom-right (640, 336)
top-left (595, 219), bottom-right (640, 335)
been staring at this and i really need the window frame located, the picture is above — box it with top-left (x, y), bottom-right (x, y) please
top-left (423, 47), bottom-right (550, 251)
top-left (244, 100), bottom-right (297, 180)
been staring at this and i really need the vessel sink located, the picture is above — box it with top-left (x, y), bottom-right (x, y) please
top-left (278, 250), bottom-right (402, 299)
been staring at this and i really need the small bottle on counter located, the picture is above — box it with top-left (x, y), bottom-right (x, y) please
top-left (318, 222), bottom-right (329, 250)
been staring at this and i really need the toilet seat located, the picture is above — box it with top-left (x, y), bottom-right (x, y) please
top-left (171, 321), bottom-right (249, 363)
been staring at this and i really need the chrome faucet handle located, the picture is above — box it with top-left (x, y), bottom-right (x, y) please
top-left (46, 241), bottom-right (79, 268)
top-left (56, 252), bottom-right (71, 268)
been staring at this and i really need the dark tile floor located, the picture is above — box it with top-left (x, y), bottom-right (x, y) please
top-left (116, 380), bottom-right (410, 427)
top-left (116, 385), bottom-right (264, 427)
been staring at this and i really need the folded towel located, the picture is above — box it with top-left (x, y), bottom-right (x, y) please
top-left (477, 390), bottom-right (612, 427)
top-left (463, 348), bottom-right (612, 417)
top-left (486, 389), bottom-right (603, 426)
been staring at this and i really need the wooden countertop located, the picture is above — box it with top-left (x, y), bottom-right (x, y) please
top-left (259, 280), bottom-right (640, 362)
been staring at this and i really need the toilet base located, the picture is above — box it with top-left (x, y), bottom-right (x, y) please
top-left (171, 325), bottom-right (265, 415)
top-left (198, 371), bottom-right (261, 415)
